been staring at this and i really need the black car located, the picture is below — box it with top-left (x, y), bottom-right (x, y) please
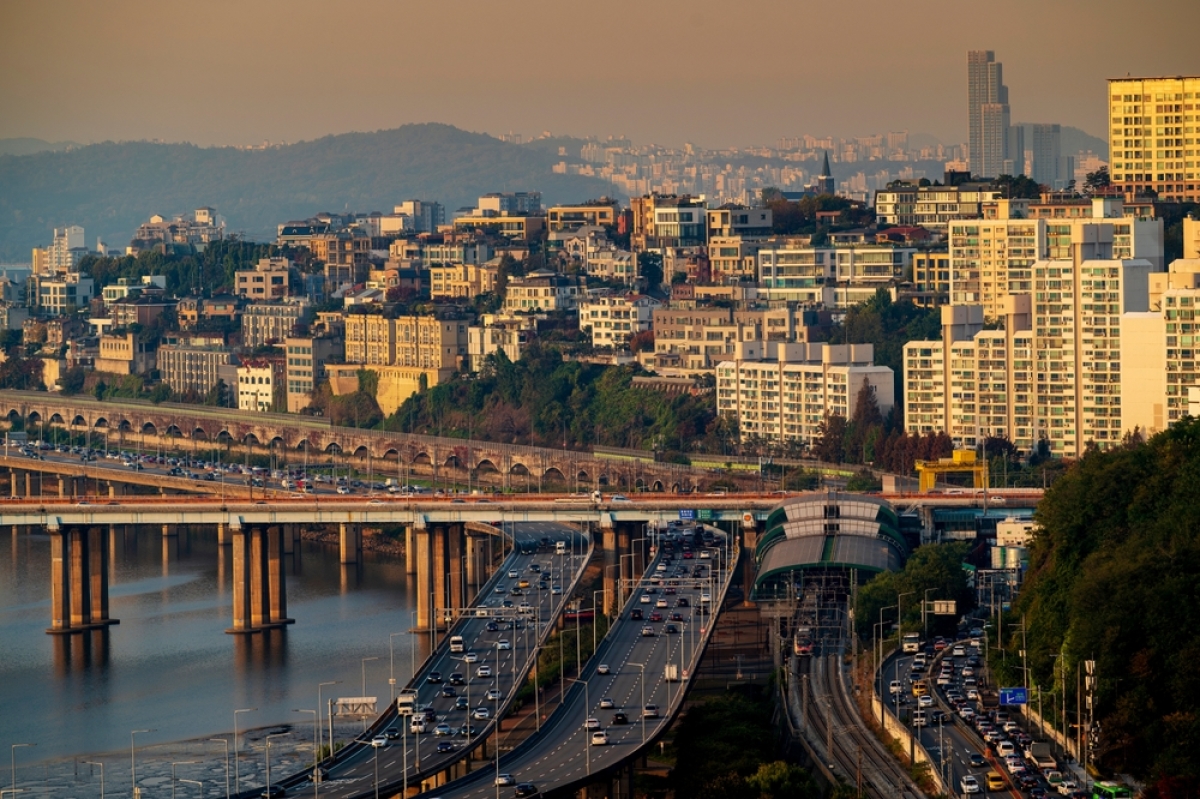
top-left (458, 723), bottom-right (476, 737)
top-left (436, 741), bottom-right (455, 753)
top-left (427, 671), bottom-right (443, 684)
top-left (486, 621), bottom-right (500, 632)
top-left (449, 672), bottom-right (465, 685)
top-left (630, 609), bottom-right (644, 620)
top-left (514, 783), bottom-right (539, 797)
top-left (384, 727), bottom-right (400, 740)
top-left (611, 712), bottom-right (628, 724)
top-left (440, 685), bottom-right (457, 697)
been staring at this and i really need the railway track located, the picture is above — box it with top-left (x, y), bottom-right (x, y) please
top-left (791, 610), bottom-right (925, 798)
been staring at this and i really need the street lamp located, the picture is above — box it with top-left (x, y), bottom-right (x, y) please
top-left (264, 734), bottom-right (289, 799)
top-left (628, 662), bottom-right (647, 743)
top-left (83, 761), bottom-right (104, 799)
top-left (233, 709), bottom-right (256, 798)
top-left (130, 731), bottom-right (152, 799)
top-left (388, 632), bottom-right (406, 703)
top-left (565, 677), bottom-right (591, 776)
top-left (171, 762), bottom-right (197, 799)
top-left (922, 587), bottom-right (937, 637)
top-left (206, 740), bottom-right (230, 799)
top-left (294, 710), bottom-right (319, 777)
top-left (317, 682), bottom-right (340, 762)
top-left (9, 745), bottom-right (33, 796)
top-left (177, 780), bottom-right (203, 799)
top-left (361, 656), bottom-right (380, 730)
top-left (897, 591), bottom-right (914, 643)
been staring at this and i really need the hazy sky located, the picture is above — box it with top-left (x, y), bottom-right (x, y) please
top-left (2, 0), bottom-right (1197, 149)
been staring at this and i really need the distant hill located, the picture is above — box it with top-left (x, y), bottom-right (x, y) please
top-left (0, 124), bottom-right (617, 260)
top-left (0, 137), bottom-right (78, 157)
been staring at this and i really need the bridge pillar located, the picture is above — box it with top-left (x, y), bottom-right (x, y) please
top-left (267, 525), bottom-right (294, 626)
top-left (88, 527), bottom-right (116, 626)
top-left (465, 534), bottom-right (481, 593)
top-left (405, 525), bottom-right (417, 575)
top-left (47, 529), bottom-right (70, 632)
top-left (59, 475), bottom-right (69, 498)
top-left (216, 522), bottom-right (230, 545)
top-left (162, 524), bottom-right (177, 537)
top-left (25, 471), bottom-right (33, 497)
top-left (282, 523), bottom-right (295, 555)
top-left (602, 526), bottom-right (618, 615)
top-left (107, 481), bottom-right (123, 498)
top-left (227, 526), bottom-right (257, 634)
top-left (616, 523), bottom-right (633, 590)
top-left (339, 523), bottom-right (360, 564)
top-left (415, 529), bottom-right (432, 631)
top-left (9, 469), bottom-right (18, 497)
top-left (45, 525), bottom-right (118, 634)
top-left (249, 526), bottom-right (271, 629)
top-left (448, 524), bottom-right (465, 614)
top-left (432, 526), bottom-right (448, 632)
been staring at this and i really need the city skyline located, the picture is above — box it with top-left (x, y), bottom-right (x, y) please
top-left (2, 0), bottom-right (1197, 150)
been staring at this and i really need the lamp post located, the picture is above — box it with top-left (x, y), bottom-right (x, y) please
top-left (83, 761), bottom-right (104, 799)
top-left (294, 710), bottom-right (319, 777)
top-left (10, 745), bottom-right (33, 796)
top-left (922, 587), bottom-right (937, 638)
top-left (629, 662), bottom-right (647, 743)
top-left (361, 655), bottom-right (380, 730)
top-left (130, 731), bottom-right (152, 799)
top-left (317, 682), bottom-right (339, 762)
top-left (264, 734), bottom-right (288, 799)
top-left (206, 740), bottom-right (230, 799)
top-left (233, 709), bottom-right (256, 798)
top-left (897, 591), bottom-right (914, 643)
top-left (178, 780), bottom-right (203, 799)
top-left (388, 632), bottom-right (405, 703)
top-left (564, 678), bottom-right (591, 776)
top-left (171, 762), bottom-right (197, 799)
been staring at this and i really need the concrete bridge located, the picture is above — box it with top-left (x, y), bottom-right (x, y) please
top-left (0, 390), bottom-right (725, 493)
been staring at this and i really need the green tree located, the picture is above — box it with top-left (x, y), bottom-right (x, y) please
top-left (58, 366), bottom-right (87, 395)
top-left (745, 760), bottom-right (818, 799)
top-left (1084, 165), bottom-right (1111, 195)
top-left (812, 412), bottom-right (847, 463)
top-left (854, 542), bottom-right (973, 640)
top-left (638, 251), bottom-right (663, 292)
top-left (991, 173), bottom-right (1043, 199)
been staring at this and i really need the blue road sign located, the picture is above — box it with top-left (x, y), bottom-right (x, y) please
top-left (678, 509), bottom-right (695, 520)
top-left (999, 687), bottom-right (1028, 706)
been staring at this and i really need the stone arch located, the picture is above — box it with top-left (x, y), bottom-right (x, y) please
top-left (634, 478), bottom-right (646, 491)
top-left (576, 470), bottom-right (589, 483)
top-left (50, 413), bottom-right (66, 425)
top-left (671, 482), bottom-right (682, 493)
top-left (27, 411), bottom-right (41, 424)
top-left (192, 426), bottom-right (208, 440)
top-left (165, 424), bottom-right (183, 437)
top-left (140, 421), bottom-right (157, 436)
top-left (94, 417), bottom-right (109, 429)
top-left (510, 462), bottom-right (530, 476)
top-left (444, 454), bottom-right (462, 469)
top-left (476, 459), bottom-right (499, 474)
top-left (296, 439), bottom-right (310, 451)
top-left (216, 430), bottom-right (233, 444)
top-left (325, 442), bottom-right (342, 454)
top-left (268, 435), bottom-right (285, 450)
top-left (118, 420), bottom-right (133, 432)
top-left (242, 432), bottom-right (261, 446)
top-left (381, 448), bottom-right (399, 462)
top-left (5, 409), bottom-right (19, 424)
top-left (652, 480), bottom-right (664, 492)
top-left (544, 467), bottom-right (566, 483)
top-left (352, 445), bottom-right (370, 460)
top-left (597, 474), bottom-right (610, 486)
top-left (616, 474), bottom-right (629, 488)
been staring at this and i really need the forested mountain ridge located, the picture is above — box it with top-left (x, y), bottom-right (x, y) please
top-left (0, 124), bottom-right (615, 260)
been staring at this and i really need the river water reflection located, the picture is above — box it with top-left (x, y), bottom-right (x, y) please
top-left (0, 525), bottom-right (424, 762)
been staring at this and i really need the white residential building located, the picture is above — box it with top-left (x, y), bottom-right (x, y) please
top-left (579, 294), bottom-right (661, 349)
top-left (237, 360), bottom-right (285, 413)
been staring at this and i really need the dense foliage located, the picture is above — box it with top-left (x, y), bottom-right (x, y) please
top-left (77, 238), bottom-right (284, 297)
top-left (388, 343), bottom-right (722, 454)
top-left (1014, 418), bottom-right (1200, 785)
top-left (759, 190), bottom-right (875, 235)
top-left (0, 124), bottom-right (614, 260)
top-left (854, 542), bottom-right (974, 640)
top-left (666, 689), bottom-right (819, 799)
top-left (828, 289), bottom-right (943, 400)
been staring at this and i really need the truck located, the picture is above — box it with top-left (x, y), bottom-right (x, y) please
top-left (664, 664), bottom-right (679, 682)
top-left (396, 688), bottom-right (418, 716)
top-left (1024, 741), bottom-right (1057, 770)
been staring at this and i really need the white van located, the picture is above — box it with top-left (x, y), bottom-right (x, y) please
top-left (556, 541), bottom-right (568, 555)
top-left (410, 718), bottom-right (426, 734)
top-left (449, 635), bottom-right (465, 653)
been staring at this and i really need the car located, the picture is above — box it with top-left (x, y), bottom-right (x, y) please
top-left (670, 612), bottom-right (684, 621)
top-left (487, 689), bottom-right (503, 701)
top-left (427, 671), bottom-right (443, 684)
top-left (455, 696), bottom-right (470, 710)
top-left (612, 712), bottom-right (628, 724)
top-left (495, 586), bottom-right (507, 594)
top-left (508, 570), bottom-right (519, 579)
top-left (458, 723), bottom-right (477, 738)
top-left (449, 672), bottom-right (465, 685)
top-left (960, 775), bottom-right (981, 794)
top-left (656, 598), bottom-right (668, 608)
top-left (551, 585), bottom-right (562, 594)
top-left (434, 723), bottom-right (453, 736)
top-left (649, 611), bottom-right (663, 622)
top-left (643, 704), bottom-right (659, 719)
top-left (597, 664), bottom-right (610, 675)
top-left (1058, 780), bottom-right (1079, 795)
top-left (260, 787), bottom-right (287, 799)
top-left (918, 694), bottom-right (934, 707)
top-left (477, 665), bottom-right (493, 677)
top-left (463, 652), bottom-right (479, 663)
top-left (436, 741), bottom-right (455, 753)
top-left (639, 594), bottom-right (651, 604)
top-left (599, 697), bottom-right (615, 709)
top-left (591, 730), bottom-right (608, 746)
top-left (409, 718), bottom-right (427, 734)
top-left (473, 707), bottom-right (490, 719)
top-left (307, 767), bottom-right (329, 783)
top-left (968, 752), bottom-right (987, 768)
top-left (441, 686), bottom-right (457, 697)
top-left (486, 621), bottom-right (500, 632)
top-left (370, 735), bottom-right (388, 748)
top-left (610, 494), bottom-right (630, 501)
top-left (495, 774), bottom-right (516, 787)
top-left (641, 625), bottom-right (655, 637)
top-left (336, 485), bottom-right (351, 495)
top-left (514, 784), bottom-right (538, 798)
top-left (497, 639), bottom-right (512, 650)
top-left (630, 609), bottom-right (644, 620)
top-left (665, 624), bottom-right (679, 634)
top-left (889, 680), bottom-right (903, 695)
top-left (384, 727), bottom-right (400, 740)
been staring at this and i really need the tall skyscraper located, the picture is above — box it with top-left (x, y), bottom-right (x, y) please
top-left (1030, 124), bottom-right (1062, 188)
top-left (967, 50), bottom-right (1012, 179)
top-left (1107, 75), bottom-right (1200, 203)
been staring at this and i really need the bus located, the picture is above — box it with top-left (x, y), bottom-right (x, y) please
top-left (1092, 782), bottom-right (1133, 799)
top-left (902, 633), bottom-right (922, 653)
top-left (449, 635), bottom-right (465, 653)
top-left (793, 627), bottom-right (813, 657)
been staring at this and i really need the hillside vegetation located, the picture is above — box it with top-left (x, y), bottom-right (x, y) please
top-left (0, 124), bottom-right (614, 260)
top-left (1012, 418), bottom-right (1200, 789)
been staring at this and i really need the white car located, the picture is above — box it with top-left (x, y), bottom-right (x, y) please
top-left (486, 689), bottom-right (502, 701)
top-left (1058, 781), bottom-right (1079, 795)
top-left (477, 665), bottom-right (493, 677)
top-left (889, 680), bottom-right (902, 695)
top-left (583, 717), bottom-right (600, 730)
top-left (960, 775), bottom-right (980, 794)
top-left (370, 735), bottom-right (388, 748)
top-left (507, 570), bottom-right (519, 579)
top-left (463, 652), bottom-right (479, 663)
top-left (596, 664), bottom-right (610, 675)
top-left (495, 774), bottom-right (516, 787)
top-left (639, 595), bottom-right (651, 604)
top-left (473, 707), bottom-right (490, 720)
top-left (497, 639), bottom-right (511, 650)
top-left (599, 698), bottom-right (615, 709)
top-left (590, 730), bottom-right (608, 746)
top-left (918, 694), bottom-right (934, 707)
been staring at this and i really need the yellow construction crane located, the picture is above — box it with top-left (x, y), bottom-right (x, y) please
top-left (914, 450), bottom-right (988, 493)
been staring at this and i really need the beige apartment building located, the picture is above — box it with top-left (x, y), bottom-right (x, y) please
top-left (649, 305), bottom-right (812, 376)
top-left (912, 251), bottom-right (951, 307)
top-left (94, 331), bottom-right (156, 375)
top-left (578, 293), bottom-right (661, 348)
top-left (630, 194), bottom-right (707, 251)
top-left (237, 360), bottom-right (285, 413)
top-left (429, 262), bottom-right (498, 299)
top-left (503, 269), bottom-right (583, 312)
top-left (157, 336), bottom-right (237, 396)
top-left (1107, 75), bottom-right (1200, 203)
top-left (241, 301), bottom-right (311, 348)
top-left (950, 198), bottom-right (1162, 321)
top-left (547, 200), bottom-right (620, 232)
top-left (343, 313), bottom-right (468, 370)
top-left (716, 341), bottom-right (894, 446)
top-left (235, 257), bottom-right (291, 300)
top-left (452, 213), bottom-right (545, 242)
top-left (284, 335), bottom-right (344, 413)
top-left (874, 181), bottom-right (1004, 229)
